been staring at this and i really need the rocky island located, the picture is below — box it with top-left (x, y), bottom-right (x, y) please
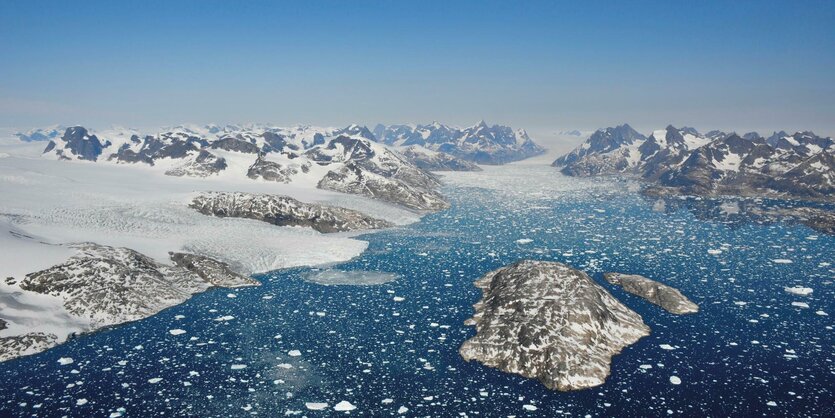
top-left (459, 260), bottom-right (650, 391)
top-left (1, 244), bottom-right (259, 362)
top-left (603, 273), bottom-right (699, 314)
top-left (190, 191), bottom-right (393, 233)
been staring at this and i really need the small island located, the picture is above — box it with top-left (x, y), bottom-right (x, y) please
top-left (603, 273), bottom-right (699, 315)
top-left (459, 260), bottom-right (650, 391)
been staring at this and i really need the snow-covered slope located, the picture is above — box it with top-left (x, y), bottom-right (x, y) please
top-left (1, 244), bottom-right (258, 361)
top-left (373, 121), bottom-right (545, 164)
top-left (553, 124), bottom-right (835, 201)
top-left (1, 126), bottom-right (432, 362)
top-left (39, 124), bottom-right (448, 211)
top-left (398, 145), bottom-right (482, 171)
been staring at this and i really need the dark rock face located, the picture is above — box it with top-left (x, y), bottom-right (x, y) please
top-left (554, 124), bottom-right (835, 202)
top-left (459, 260), bottom-right (650, 391)
top-left (190, 191), bottom-right (393, 233)
top-left (210, 136), bottom-right (260, 154)
top-left (603, 273), bottom-right (699, 314)
top-left (246, 155), bottom-right (308, 183)
top-left (169, 252), bottom-right (259, 288)
top-left (43, 127), bottom-right (105, 161)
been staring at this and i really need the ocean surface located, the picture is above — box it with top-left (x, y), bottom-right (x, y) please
top-left (1, 165), bottom-right (833, 417)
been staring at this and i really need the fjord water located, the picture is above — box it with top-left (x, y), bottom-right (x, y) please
top-left (1, 165), bottom-right (832, 417)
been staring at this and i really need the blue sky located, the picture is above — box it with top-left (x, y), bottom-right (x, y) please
top-left (1, 0), bottom-right (834, 138)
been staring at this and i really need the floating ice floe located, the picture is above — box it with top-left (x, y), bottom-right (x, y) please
top-left (288, 350), bottom-right (302, 357)
top-left (231, 364), bottom-right (247, 370)
top-left (57, 357), bottom-right (74, 365)
top-left (148, 378), bottom-right (162, 384)
top-left (303, 269), bottom-right (399, 286)
top-left (659, 344), bottom-right (676, 350)
top-left (783, 286), bottom-right (813, 296)
top-left (168, 329), bottom-right (186, 335)
top-left (771, 259), bottom-right (793, 264)
top-left (516, 239), bottom-right (533, 244)
top-left (707, 249), bottom-right (723, 255)
top-left (523, 404), bottom-right (538, 411)
top-left (76, 399), bottom-right (88, 406)
top-left (393, 296), bottom-right (405, 302)
top-left (669, 376), bottom-right (682, 385)
top-left (333, 401), bottom-right (356, 411)
top-left (791, 302), bottom-right (809, 309)
top-left (305, 403), bottom-right (328, 411)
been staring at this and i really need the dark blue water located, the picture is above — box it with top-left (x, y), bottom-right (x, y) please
top-left (1, 171), bottom-right (833, 417)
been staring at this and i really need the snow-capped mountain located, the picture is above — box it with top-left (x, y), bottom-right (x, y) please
top-left (553, 125), bottom-right (835, 200)
top-left (14, 125), bottom-right (66, 142)
top-left (399, 145), bottom-right (482, 172)
top-left (372, 121), bottom-right (545, 164)
top-left (39, 124), bottom-right (448, 211)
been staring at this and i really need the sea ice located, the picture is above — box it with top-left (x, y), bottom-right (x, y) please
top-left (333, 401), bottom-right (356, 411)
top-left (783, 286), bottom-right (813, 296)
top-left (305, 403), bottom-right (328, 410)
top-left (303, 270), bottom-right (399, 286)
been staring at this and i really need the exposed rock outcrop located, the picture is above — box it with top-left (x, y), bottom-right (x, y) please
top-left (1, 244), bottom-right (259, 362)
top-left (190, 191), bottom-right (393, 233)
top-left (459, 260), bottom-right (650, 391)
top-left (603, 273), bottom-right (699, 314)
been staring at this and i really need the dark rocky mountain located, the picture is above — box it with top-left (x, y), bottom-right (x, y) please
top-left (553, 124), bottom-right (835, 201)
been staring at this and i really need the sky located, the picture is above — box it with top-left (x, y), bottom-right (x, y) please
top-left (1, 0), bottom-right (834, 143)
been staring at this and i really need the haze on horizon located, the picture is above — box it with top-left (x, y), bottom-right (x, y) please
top-left (1, 0), bottom-right (834, 141)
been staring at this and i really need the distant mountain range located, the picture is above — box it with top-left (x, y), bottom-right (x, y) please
top-left (26, 122), bottom-right (544, 210)
top-left (372, 121), bottom-right (545, 164)
top-left (553, 124), bottom-right (835, 201)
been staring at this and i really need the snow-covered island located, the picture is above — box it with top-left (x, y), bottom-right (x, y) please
top-left (459, 260), bottom-right (650, 391)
